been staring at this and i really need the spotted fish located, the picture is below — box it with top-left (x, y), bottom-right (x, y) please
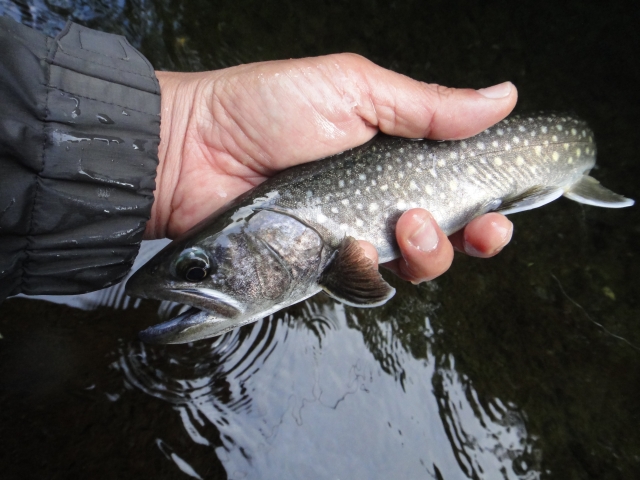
top-left (126, 113), bottom-right (634, 344)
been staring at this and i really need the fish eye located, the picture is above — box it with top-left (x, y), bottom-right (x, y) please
top-left (172, 247), bottom-right (213, 282)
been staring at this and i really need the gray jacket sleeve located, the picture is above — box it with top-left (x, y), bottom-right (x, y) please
top-left (0, 16), bottom-right (161, 299)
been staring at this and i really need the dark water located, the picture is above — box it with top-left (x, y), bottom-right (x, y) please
top-left (1, 0), bottom-right (639, 478)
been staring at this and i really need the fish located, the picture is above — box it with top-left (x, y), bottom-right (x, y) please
top-left (126, 113), bottom-right (634, 344)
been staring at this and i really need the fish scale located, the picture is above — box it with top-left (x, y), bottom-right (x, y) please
top-left (126, 112), bottom-right (633, 344)
top-left (254, 113), bottom-right (596, 261)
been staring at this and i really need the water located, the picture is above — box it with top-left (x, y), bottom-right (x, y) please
top-left (1, 0), bottom-right (639, 478)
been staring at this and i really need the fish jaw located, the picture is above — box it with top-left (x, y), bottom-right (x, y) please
top-left (138, 307), bottom-right (251, 344)
top-left (138, 286), bottom-right (323, 344)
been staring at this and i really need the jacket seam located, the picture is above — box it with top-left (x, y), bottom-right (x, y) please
top-left (52, 45), bottom-right (156, 79)
top-left (47, 85), bottom-right (160, 118)
top-left (21, 37), bottom-right (51, 290)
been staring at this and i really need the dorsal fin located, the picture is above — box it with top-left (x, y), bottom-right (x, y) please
top-left (318, 237), bottom-right (395, 307)
top-left (563, 175), bottom-right (634, 208)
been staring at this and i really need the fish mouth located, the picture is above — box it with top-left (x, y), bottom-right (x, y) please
top-left (139, 306), bottom-right (257, 344)
top-left (127, 281), bottom-right (248, 344)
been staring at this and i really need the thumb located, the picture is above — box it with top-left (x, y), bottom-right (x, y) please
top-left (348, 54), bottom-right (518, 140)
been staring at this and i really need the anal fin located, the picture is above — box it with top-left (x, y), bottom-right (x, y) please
top-left (563, 175), bottom-right (634, 208)
top-left (318, 236), bottom-right (395, 307)
top-left (496, 186), bottom-right (564, 215)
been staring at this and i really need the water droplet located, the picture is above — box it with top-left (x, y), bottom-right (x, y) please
top-left (97, 114), bottom-right (114, 125)
top-left (132, 139), bottom-right (147, 152)
top-left (70, 97), bottom-right (81, 118)
top-left (122, 110), bottom-right (129, 116)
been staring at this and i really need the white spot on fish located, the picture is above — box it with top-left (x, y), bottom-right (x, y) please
top-left (512, 136), bottom-right (520, 144)
top-left (429, 168), bottom-right (437, 177)
top-left (410, 180), bottom-right (418, 190)
top-left (450, 152), bottom-right (457, 160)
top-left (516, 156), bottom-right (525, 166)
top-left (356, 203), bottom-right (363, 210)
top-left (541, 126), bottom-right (548, 134)
top-left (331, 207), bottom-right (339, 213)
top-left (467, 165), bottom-right (477, 174)
top-left (571, 128), bottom-right (577, 136)
top-left (380, 184), bottom-right (388, 191)
top-left (376, 165), bottom-right (382, 172)
top-left (340, 224), bottom-right (349, 230)
top-left (519, 125), bottom-right (526, 132)
top-left (341, 199), bottom-right (349, 205)
top-left (449, 180), bottom-right (458, 191)
top-left (417, 154), bottom-right (425, 161)
top-left (356, 218), bottom-right (364, 227)
top-left (437, 159), bottom-right (446, 167)
top-left (552, 151), bottom-right (560, 161)
top-left (338, 180), bottom-right (345, 188)
top-left (460, 141), bottom-right (467, 149)
top-left (497, 128), bottom-right (504, 136)
top-left (492, 141), bottom-right (499, 148)
top-left (306, 190), bottom-right (313, 197)
top-left (425, 185), bottom-right (434, 195)
top-left (556, 124), bottom-right (563, 131)
top-left (317, 213), bottom-right (328, 223)
top-left (552, 135), bottom-right (558, 142)
top-left (494, 157), bottom-right (503, 166)
top-left (568, 157), bottom-right (573, 164)
top-left (477, 141), bottom-right (486, 150)
top-left (576, 148), bottom-right (581, 157)
top-left (397, 200), bottom-right (407, 209)
top-left (359, 174), bottom-right (366, 181)
top-left (355, 189), bottom-right (361, 195)
top-left (369, 203), bottom-right (379, 212)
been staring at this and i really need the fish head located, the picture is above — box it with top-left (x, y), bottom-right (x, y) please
top-left (126, 209), bottom-right (326, 343)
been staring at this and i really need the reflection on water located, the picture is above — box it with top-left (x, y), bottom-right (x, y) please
top-left (115, 297), bottom-right (540, 479)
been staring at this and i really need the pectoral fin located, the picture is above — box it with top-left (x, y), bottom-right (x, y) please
top-left (318, 236), bottom-right (395, 307)
top-left (496, 186), bottom-right (564, 215)
top-left (563, 175), bottom-right (634, 208)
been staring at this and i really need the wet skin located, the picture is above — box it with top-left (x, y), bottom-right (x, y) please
top-left (147, 54), bottom-right (517, 283)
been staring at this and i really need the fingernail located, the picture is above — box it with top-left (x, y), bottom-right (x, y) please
top-left (464, 220), bottom-right (513, 256)
top-left (476, 81), bottom-right (513, 99)
top-left (408, 214), bottom-right (439, 252)
top-left (491, 221), bottom-right (513, 253)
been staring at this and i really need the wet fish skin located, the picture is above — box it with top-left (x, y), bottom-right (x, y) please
top-left (126, 113), bottom-right (634, 344)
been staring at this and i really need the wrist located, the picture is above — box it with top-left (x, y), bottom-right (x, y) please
top-left (145, 71), bottom-right (202, 239)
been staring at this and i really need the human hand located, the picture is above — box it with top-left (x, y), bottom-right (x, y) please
top-left (147, 53), bottom-right (517, 283)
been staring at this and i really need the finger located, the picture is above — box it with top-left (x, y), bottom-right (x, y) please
top-left (382, 209), bottom-right (454, 283)
top-left (357, 240), bottom-right (379, 264)
top-left (349, 55), bottom-right (518, 140)
top-left (448, 212), bottom-right (513, 258)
